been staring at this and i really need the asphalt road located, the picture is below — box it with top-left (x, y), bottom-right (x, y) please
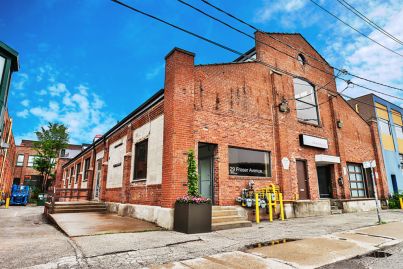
top-left (320, 242), bottom-right (403, 269)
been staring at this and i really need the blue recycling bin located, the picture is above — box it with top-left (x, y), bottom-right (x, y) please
top-left (10, 185), bottom-right (30, 206)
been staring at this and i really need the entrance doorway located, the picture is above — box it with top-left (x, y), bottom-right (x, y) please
top-left (93, 158), bottom-right (102, 200)
top-left (391, 174), bottom-right (398, 194)
top-left (198, 143), bottom-right (216, 203)
top-left (296, 160), bottom-right (309, 200)
top-left (317, 165), bottom-right (332, 198)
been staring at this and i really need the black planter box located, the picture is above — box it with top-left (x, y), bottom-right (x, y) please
top-left (174, 203), bottom-right (212, 234)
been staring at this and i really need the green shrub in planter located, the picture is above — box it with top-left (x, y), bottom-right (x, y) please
top-left (174, 150), bottom-right (212, 234)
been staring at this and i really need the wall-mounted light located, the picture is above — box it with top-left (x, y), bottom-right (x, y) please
top-left (279, 98), bottom-right (290, 113)
top-left (337, 120), bottom-right (343, 128)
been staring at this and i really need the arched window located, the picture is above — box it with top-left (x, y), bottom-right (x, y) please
top-left (293, 78), bottom-right (319, 125)
top-left (297, 54), bottom-right (306, 66)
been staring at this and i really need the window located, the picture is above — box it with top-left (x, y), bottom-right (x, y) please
top-left (297, 54), bottom-right (306, 66)
top-left (16, 154), bottom-right (24, 166)
top-left (60, 149), bottom-right (66, 157)
top-left (379, 118), bottom-right (392, 135)
top-left (75, 163), bottom-right (81, 183)
top-left (293, 78), bottom-right (319, 125)
top-left (0, 55), bottom-right (5, 85)
top-left (69, 167), bottom-right (74, 184)
top-left (400, 154), bottom-right (403, 174)
top-left (347, 163), bottom-right (367, 198)
top-left (392, 110), bottom-right (403, 139)
top-left (83, 157), bottom-right (91, 181)
top-left (133, 139), bottom-right (148, 180)
top-left (229, 147), bottom-right (271, 177)
top-left (27, 155), bottom-right (36, 167)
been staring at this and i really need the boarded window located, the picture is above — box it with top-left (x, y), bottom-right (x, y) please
top-left (229, 147), bottom-right (271, 177)
top-left (134, 139), bottom-right (148, 180)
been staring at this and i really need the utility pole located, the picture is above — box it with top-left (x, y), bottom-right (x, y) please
top-left (368, 160), bottom-right (382, 224)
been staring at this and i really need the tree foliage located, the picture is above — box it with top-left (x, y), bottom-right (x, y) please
top-left (187, 149), bottom-right (199, 197)
top-left (33, 122), bottom-right (69, 192)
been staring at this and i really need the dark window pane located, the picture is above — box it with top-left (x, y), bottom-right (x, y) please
top-left (75, 163), bottom-right (81, 183)
top-left (84, 158), bottom-right (91, 180)
top-left (134, 139), bottom-right (148, 179)
top-left (228, 147), bottom-right (271, 177)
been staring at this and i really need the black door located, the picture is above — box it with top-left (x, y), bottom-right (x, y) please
top-left (317, 165), bottom-right (332, 198)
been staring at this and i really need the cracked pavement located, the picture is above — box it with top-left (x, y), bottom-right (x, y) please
top-left (1, 206), bottom-right (403, 268)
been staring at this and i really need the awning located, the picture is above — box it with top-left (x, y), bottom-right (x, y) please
top-left (315, 154), bottom-right (340, 165)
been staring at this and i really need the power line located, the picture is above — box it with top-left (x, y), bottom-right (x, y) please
top-left (308, 0), bottom-right (403, 57)
top-left (111, 0), bottom-right (403, 103)
top-left (340, 92), bottom-right (403, 124)
top-left (199, 0), bottom-right (403, 92)
top-left (337, 0), bottom-right (403, 46)
top-left (178, 0), bottom-right (339, 81)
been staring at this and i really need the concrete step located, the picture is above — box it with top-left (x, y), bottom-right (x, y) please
top-left (212, 206), bottom-right (240, 211)
top-left (53, 207), bottom-right (107, 214)
top-left (212, 209), bottom-right (239, 217)
top-left (212, 220), bottom-right (252, 231)
top-left (55, 204), bottom-right (106, 208)
top-left (331, 209), bottom-right (342, 215)
top-left (212, 215), bottom-right (245, 224)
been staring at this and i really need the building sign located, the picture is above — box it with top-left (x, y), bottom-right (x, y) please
top-left (299, 134), bottom-right (328, 149)
top-left (228, 147), bottom-right (271, 177)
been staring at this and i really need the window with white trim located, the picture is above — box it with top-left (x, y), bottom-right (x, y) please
top-left (293, 78), bottom-right (319, 125)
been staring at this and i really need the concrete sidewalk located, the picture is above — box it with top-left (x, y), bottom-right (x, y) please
top-left (150, 221), bottom-right (403, 269)
top-left (2, 206), bottom-right (403, 269)
top-left (49, 212), bottom-right (161, 237)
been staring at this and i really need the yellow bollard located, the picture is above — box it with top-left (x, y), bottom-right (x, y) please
top-left (5, 198), bottom-right (10, 209)
top-left (268, 193), bottom-right (273, 222)
top-left (400, 197), bottom-right (403, 209)
top-left (255, 193), bottom-right (260, 223)
top-left (279, 193), bottom-right (285, 221)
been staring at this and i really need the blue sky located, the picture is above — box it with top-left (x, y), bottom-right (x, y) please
top-left (1, 0), bottom-right (402, 144)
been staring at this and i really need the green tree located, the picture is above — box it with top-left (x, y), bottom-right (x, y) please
top-left (187, 149), bottom-right (199, 197)
top-left (33, 123), bottom-right (69, 192)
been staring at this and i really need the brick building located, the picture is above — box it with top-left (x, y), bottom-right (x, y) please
top-left (348, 94), bottom-right (403, 195)
top-left (0, 110), bottom-right (16, 198)
top-left (60, 32), bottom-right (388, 229)
top-left (13, 140), bottom-right (87, 188)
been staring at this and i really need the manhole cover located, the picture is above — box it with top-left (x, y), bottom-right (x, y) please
top-left (245, 238), bottom-right (299, 249)
top-left (366, 251), bottom-right (392, 258)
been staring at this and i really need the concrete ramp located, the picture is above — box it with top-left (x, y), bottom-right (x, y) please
top-left (49, 212), bottom-right (161, 237)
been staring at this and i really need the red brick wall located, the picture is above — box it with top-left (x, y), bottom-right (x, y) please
top-left (60, 32), bottom-right (387, 208)
top-left (0, 111), bottom-right (16, 197)
top-left (62, 101), bottom-right (164, 204)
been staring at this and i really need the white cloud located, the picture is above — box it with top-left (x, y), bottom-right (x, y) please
top-left (16, 109), bottom-right (29, 118)
top-left (13, 73), bottom-right (29, 90)
top-left (146, 64), bottom-right (164, 80)
top-left (254, 0), bottom-right (308, 23)
top-left (48, 82), bottom-right (67, 96)
top-left (21, 80), bottom-right (116, 144)
top-left (36, 89), bottom-right (47, 96)
top-left (321, 0), bottom-right (403, 104)
top-left (21, 99), bottom-right (30, 107)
